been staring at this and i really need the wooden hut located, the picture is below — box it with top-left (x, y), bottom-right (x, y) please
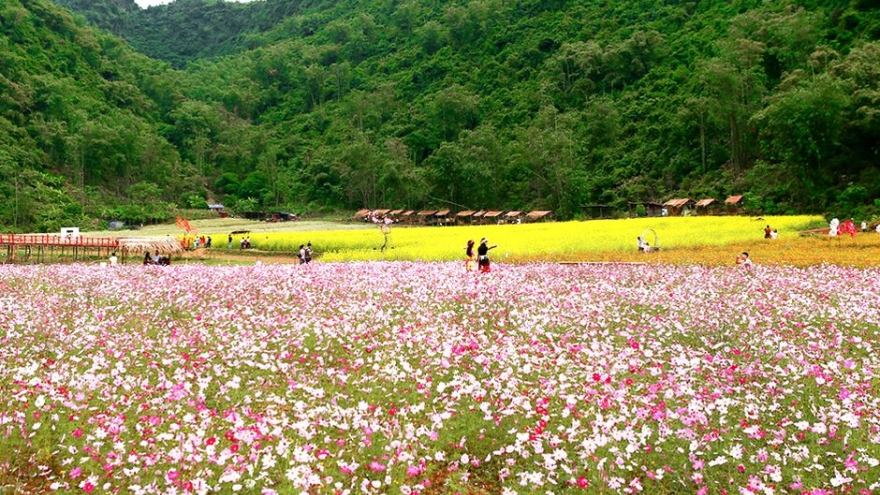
top-left (504, 211), bottom-right (523, 224)
top-left (398, 210), bottom-right (416, 224)
top-left (417, 210), bottom-right (437, 225)
top-left (118, 237), bottom-right (185, 264)
top-left (725, 195), bottom-right (745, 215)
top-left (694, 198), bottom-right (717, 216)
top-left (663, 198), bottom-right (695, 216)
top-left (455, 210), bottom-right (477, 224)
top-left (525, 210), bottom-right (554, 223)
top-left (628, 202), bottom-right (664, 217)
top-left (482, 211), bottom-right (505, 225)
top-left (582, 204), bottom-right (614, 219)
top-left (434, 209), bottom-right (452, 226)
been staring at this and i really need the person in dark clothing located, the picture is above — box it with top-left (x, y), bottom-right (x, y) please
top-left (477, 238), bottom-right (498, 273)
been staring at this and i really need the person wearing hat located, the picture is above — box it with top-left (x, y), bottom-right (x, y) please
top-left (477, 238), bottom-right (498, 273)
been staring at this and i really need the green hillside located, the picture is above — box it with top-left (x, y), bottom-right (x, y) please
top-left (3, 0), bottom-right (880, 233)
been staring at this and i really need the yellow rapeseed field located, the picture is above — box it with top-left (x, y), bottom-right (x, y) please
top-left (232, 215), bottom-right (826, 263)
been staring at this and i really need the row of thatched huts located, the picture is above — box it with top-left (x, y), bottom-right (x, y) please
top-left (629, 195), bottom-right (745, 217)
top-left (353, 209), bottom-right (554, 226)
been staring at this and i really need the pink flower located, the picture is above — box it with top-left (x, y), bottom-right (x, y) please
top-left (83, 481), bottom-right (95, 493)
top-left (368, 461), bottom-right (387, 472)
top-left (70, 467), bottom-right (82, 479)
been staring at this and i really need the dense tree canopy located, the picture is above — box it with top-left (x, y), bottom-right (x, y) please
top-left (1, 0), bottom-right (879, 232)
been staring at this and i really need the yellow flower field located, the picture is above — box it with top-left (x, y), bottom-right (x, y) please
top-left (226, 215), bottom-right (829, 263)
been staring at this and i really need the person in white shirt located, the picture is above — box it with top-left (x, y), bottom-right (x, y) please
top-left (109, 252), bottom-right (118, 266)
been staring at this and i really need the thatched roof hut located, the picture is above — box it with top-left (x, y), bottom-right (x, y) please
top-left (118, 237), bottom-right (184, 255)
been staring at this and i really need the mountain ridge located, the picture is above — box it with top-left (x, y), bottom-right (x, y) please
top-left (1, 0), bottom-right (878, 233)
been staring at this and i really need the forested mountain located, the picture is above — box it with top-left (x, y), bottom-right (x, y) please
top-left (3, 0), bottom-right (880, 233)
top-left (51, 0), bottom-right (324, 68)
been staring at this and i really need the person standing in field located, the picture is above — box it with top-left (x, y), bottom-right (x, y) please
top-left (736, 252), bottom-right (753, 268)
top-left (304, 242), bottom-right (313, 264)
top-left (228, 233), bottom-right (233, 249)
top-left (464, 239), bottom-right (476, 272)
top-left (764, 225), bottom-right (772, 239)
top-left (477, 238), bottom-right (498, 273)
top-left (298, 244), bottom-right (306, 265)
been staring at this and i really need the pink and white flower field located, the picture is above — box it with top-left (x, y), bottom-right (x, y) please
top-left (1, 262), bottom-right (879, 494)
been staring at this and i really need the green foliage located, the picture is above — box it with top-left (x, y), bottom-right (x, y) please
top-left (2, 0), bottom-right (879, 233)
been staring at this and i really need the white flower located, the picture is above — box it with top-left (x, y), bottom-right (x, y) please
top-left (830, 470), bottom-right (852, 487)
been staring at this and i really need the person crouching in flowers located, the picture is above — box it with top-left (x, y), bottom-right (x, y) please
top-left (464, 239), bottom-right (477, 272)
top-left (477, 238), bottom-right (498, 273)
top-left (736, 251), bottom-right (753, 268)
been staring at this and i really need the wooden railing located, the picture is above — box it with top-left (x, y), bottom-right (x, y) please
top-left (0, 234), bottom-right (119, 248)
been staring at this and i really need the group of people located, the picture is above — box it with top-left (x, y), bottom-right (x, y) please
top-left (194, 236), bottom-right (212, 249)
top-left (143, 251), bottom-right (171, 265)
top-left (464, 238), bottom-right (498, 273)
top-left (763, 225), bottom-right (778, 239)
top-left (829, 218), bottom-right (868, 237)
top-left (298, 243), bottom-right (313, 264)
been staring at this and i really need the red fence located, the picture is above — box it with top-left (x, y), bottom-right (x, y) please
top-left (0, 234), bottom-right (119, 248)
